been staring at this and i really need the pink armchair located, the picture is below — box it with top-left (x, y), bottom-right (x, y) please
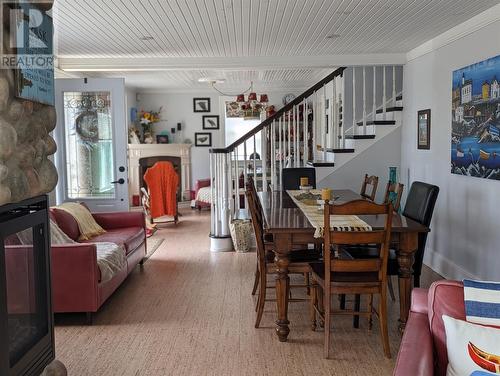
top-left (394, 280), bottom-right (465, 376)
top-left (194, 178), bottom-right (211, 210)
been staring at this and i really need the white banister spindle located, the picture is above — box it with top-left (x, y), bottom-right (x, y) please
top-left (332, 78), bottom-right (337, 149)
top-left (392, 65), bottom-right (396, 107)
top-left (271, 120), bottom-right (277, 188)
top-left (373, 66), bottom-right (376, 121)
top-left (252, 134), bottom-right (257, 185)
top-left (243, 140), bottom-right (247, 207)
top-left (292, 105), bottom-right (300, 167)
top-left (287, 111), bottom-right (291, 165)
top-left (322, 85), bottom-right (327, 160)
top-left (278, 116), bottom-right (283, 189)
top-left (341, 73), bottom-right (346, 148)
top-left (261, 126), bottom-right (268, 191)
top-left (302, 98), bottom-right (307, 163)
top-left (352, 67), bottom-right (357, 135)
top-left (382, 65), bottom-right (387, 120)
top-left (363, 66), bottom-right (367, 135)
top-left (312, 91), bottom-right (317, 160)
top-left (235, 147), bottom-right (239, 211)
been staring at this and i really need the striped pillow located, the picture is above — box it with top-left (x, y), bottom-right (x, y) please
top-left (463, 279), bottom-right (500, 327)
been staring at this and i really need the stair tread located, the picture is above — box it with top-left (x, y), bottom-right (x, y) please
top-left (307, 161), bottom-right (335, 167)
top-left (321, 148), bottom-right (355, 153)
top-left (357, 120), bottom-right (396, 126)
top-left (345, 135), bottom-right (376, 140)
top-left (375, 106), bottom-right (403, 113)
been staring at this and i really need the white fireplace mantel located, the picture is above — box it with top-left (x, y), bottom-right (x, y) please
top-left (127, 143), bottom-right (192, 203)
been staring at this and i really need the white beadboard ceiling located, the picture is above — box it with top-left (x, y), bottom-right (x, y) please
top-left (53, 0), bottom-right (500, 90)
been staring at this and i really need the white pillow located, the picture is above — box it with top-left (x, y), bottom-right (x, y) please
top-left (443, 315), bottom-right (500, 376)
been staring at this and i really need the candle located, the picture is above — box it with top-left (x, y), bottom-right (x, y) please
top-left (300, 177), bottom-right (309, 187)
top-left (321, 188), bottom-right (332, 201)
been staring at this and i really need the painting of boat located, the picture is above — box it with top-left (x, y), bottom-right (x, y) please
top-left (451, 54), bottom-right (500, 180)
top-left (468, 342), bottom-right (500, 374)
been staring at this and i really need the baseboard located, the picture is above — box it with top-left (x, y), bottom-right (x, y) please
top-left (423, 247), bottom-right (479, 281)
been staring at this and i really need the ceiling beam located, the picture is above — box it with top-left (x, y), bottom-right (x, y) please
top-left (57, 54), bottom-right (407, 72)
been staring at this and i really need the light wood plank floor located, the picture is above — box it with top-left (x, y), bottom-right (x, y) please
top-left (54, 207), bottom-right (443, 376)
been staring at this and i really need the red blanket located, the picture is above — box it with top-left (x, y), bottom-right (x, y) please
top-left (143, 162), bottom-right (179, 218)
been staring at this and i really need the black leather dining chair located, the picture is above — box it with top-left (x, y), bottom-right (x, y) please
top-left (344, 181), bottom-right (439, 327)
top-left (281, 167), bottom-right (316, 191)
top-left (399, 181), bottom-right (440, 287)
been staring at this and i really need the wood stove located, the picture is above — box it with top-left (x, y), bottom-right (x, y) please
top-left (0, 195), bottom-right (55, 375)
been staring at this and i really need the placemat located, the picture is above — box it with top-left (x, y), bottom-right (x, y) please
top-left (287, 190), bottom-right (372, 238)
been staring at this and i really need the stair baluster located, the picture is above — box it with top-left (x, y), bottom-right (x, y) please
top-left (383, 65), bottom-right (387, 120)
top-left (392, 65), bottom-right (397, 107)
top-left (373, 66), bottom-right (377, 122)
top-left (363, 66), bottom-right (367, 136)
top-left (302, 98), bottom-right (308, 164)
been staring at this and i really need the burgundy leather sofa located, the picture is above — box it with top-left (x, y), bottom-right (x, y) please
top-left (394, 280), bottom-right (465, 376)
top-left (49, 208), bottom-right (146, 322)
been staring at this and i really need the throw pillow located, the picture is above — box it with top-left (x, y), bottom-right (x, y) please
top-left (443, 315), bottom-right (500, 376)
top-left (464, 279), bottom-right (500, 327)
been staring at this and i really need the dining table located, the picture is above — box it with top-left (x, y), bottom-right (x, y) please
top-left (258, 189), bottom-right (430, 342)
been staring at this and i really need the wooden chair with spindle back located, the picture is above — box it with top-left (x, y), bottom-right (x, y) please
top-left (384, 181), bottom-right (404, 212)
top-left (360, 174), bottom-right (379, 201)
top-left (246, 181), bottom-right (321, 328)
top-left (310, 199), bottom-right (393, 359)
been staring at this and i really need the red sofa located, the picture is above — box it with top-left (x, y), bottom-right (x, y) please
top-left (49, 208), bottom-right (146, 321)
top-left (394, 280), bottom-right (465, 376)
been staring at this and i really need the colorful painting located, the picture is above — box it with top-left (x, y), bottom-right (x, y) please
top-left (451, 54), bottom-right (500, 180)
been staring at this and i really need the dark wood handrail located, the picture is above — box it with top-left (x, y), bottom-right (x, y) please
top-left (210, 67), bottom-right (346, 154)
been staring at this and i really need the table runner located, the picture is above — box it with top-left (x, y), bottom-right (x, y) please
top-left (287, 190), bottom-right (372, 238)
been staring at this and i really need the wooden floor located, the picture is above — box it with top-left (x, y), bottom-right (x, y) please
top-left (54, 207), bottom-right (443, 376)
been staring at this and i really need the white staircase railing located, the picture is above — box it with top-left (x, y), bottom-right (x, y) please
top-left (209, 65), bottom-right (403, 251)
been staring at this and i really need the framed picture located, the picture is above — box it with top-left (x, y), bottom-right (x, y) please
top-left (195, 132), bottom-right (212, 147)
top-left (417, 109), bottom-right (431, 150)
top-left (156, 135), bottom-right (169, 144)
top-left (193, 97), bottom-right (211, 112)
top-left (202, 115), bottom-right (219, 130)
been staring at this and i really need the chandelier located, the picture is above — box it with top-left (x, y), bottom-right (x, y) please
top-left (199, 78), bottom-right (271, 120)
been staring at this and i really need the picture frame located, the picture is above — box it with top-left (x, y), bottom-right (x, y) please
top-left (202, 115), bottom-right (219, 130)
top-left (193, 97), bottom-right (211, 113)
top-left (417, 109), bottom-right (431, 150)
top-left (156, 135), bottom-right (169, 144)
top-left (195, 132), bottom-right (212, 147)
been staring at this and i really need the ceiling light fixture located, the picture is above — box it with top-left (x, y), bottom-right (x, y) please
top-left (139, 36), bottom-right (154, 41)
top-left (326, 34), bottom-right (341, 39)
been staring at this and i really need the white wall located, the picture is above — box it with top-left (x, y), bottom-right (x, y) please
top-left (137, 90), bottom-right (300, 188)
top-left (318, 127), bottom-right (402, 203)
top-left (402, 16), bottom-right (500, 280)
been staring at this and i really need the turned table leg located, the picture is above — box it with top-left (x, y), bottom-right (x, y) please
top-left (274, 234), bottom-right (291, 342)
top-left (396, 232), bottom-right (418, 333)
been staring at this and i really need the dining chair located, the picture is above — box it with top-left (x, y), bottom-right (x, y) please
top-left (310, 199), bottom-right (393, 359)
top-left (384, 181), bottom-right (404, 212)
top-left (360, 174), bottom-right (379, 201)
top-left (345, 181), bottom-right (439, 327)
top-left (281, 167), bottom-right (316, 191)
top-left (245, 181), bottom-right (321, 328)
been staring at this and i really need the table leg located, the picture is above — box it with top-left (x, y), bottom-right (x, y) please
top-left (396, 233), bottom-right (417, 333)
top-left (274, 234), bottom-right (291, 342)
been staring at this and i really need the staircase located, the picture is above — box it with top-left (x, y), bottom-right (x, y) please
top-left (209, 65), bottom-right (404, 251)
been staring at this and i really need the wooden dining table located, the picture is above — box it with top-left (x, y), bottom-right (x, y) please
top-left (258, 189), bottom-right (429, 342)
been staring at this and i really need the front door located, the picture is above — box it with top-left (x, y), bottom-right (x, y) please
top-left (54, 78), bottom-right (129, 212)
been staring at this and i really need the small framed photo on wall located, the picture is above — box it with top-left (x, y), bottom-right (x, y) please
top-left (195, 132), bottom-right (212, 147)
top-left (202, 115), bottom-right (219, 130)
top-left (417, 109), bottom-right (431, 150)
top-left (193, 97), bottom-right (211, 112)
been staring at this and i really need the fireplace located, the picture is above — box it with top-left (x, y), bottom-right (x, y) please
top-left (139, 156), bottom-right (182, 202)
top-left (0, 195), bottom-right (54, 375)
